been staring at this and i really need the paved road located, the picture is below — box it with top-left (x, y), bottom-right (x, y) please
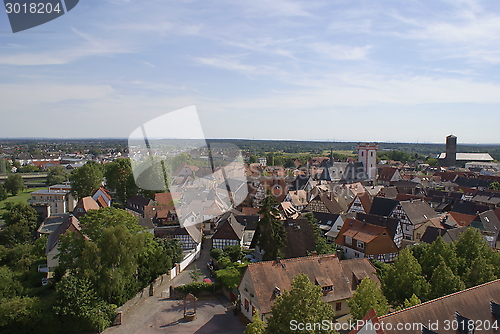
top-left (104, 237), bottom-right (245, 334)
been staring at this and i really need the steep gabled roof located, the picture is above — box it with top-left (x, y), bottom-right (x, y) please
top-left (369, 197), bottom-right (399, 217)
top-left (379, 279), bottom-right (500, 334)
top-left (356, 213), bottom-right (400, 240)
top-left (241, 254), bottom-right (378, 315)
top-left (281, 218), bottom-right (316, 258)
top-left (46, 215), bottom-right (82, 253)
top-left (399, 200), bottom-right (439, 225)
top-left (378, 167), bottom-right (398, 182)
top-left (212, 213), bottom-right (245, 241)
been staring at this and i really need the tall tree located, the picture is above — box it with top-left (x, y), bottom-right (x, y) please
top-left (454, 228), bottom-right (495, 281)
top-left (244, 310), bottom-right (266, 334)
top-left (0, 202), bottom-right (38, 246)
top-left (53, 275), bottom-right (116, 332)
top-left (381, 248), bottom-right (429, 305)
top-left (3, 174), bottom-right (25, 196)
top-left (429, 258), bottom-right (466, 300)
top-left (265, 273), bottom-right (337, 334)
top-left (104, 158), bottom-right (138, 203)
top-left (46, 166), bottom-right (69, 186)
top-left (257, 192), bottom-right (286, 261)
top-left (348, 277), bottom-right (389, 321)
top-left (466, 256), bottom-right (497, 288)
top-left (0, 183), bottom-right (7, 201)
top-left (70, 162), bottom-right (104, 199)
top-left (419, 237), bottom-right (459, 279)
top-left (57, 207), bottom-right (173, 305)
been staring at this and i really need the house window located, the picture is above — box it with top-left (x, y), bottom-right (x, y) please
top-left (416, 233), bottom-right (422, 240)
top-left (356, 241), bottom-right (364, 249)
top-left (244, 299), bottom-right (249, 312)
top-left (345, 236), bottom-right (352, 245)
top-left (336, 302), bottom-right (342, 311)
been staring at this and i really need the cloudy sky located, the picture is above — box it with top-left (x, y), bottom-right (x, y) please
top-left (1, 0), bottom-right (500, 143)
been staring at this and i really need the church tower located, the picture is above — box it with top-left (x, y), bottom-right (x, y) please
top-left (357, 143), bottom-right (378, 180)
top-left (445, 135), bottom-right (457, 167)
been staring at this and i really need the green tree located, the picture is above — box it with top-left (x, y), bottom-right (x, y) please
top-left (0, 202), bottom-right (38, 247)
top-left (429, 259), bottom-right (465, 300)
top-left (53, 275), bottom-right (116, 332)
top-left (348, 277), bottom-right (389, 321)
top-left (248, 156), bottom-right (258, 164)
top-left (0, 183), bottom-right (7, 201)
top-left (57, 207), bottom-right (172, 305)
top-left (305, 212), bottom-right (336, 255)
top-left (454, 228), bottom-right (495, 281)
top-left (467, 256), bottom-right (497, 287)
top-left (418, 237), bottom-right (459, 278)
top-left (425, 158), bottom-right (439, 166)
top-left (0, 266), bottom-right (23, 299)
top-left (46, 165), bottom-right (69, 186)
top-left (258, 192), bottom-right (286, 261)
top-left (0, 296), bottom-right (43, 333)
top-left (0, 159), bottom-right (10, 174)
top-left (245, 310), bottom-right (266, 334)
top-left (104, 158), bottom-right (139, 203)
top-left (403, 294), bottom-right (421, 309)
top-left (70, 162), bottom-right (104, 199)
top-left (265, 273), bottom-right (337, 334)
top-left (381, 248), bottom-right (429, 305)
top-left (489, 182), bottom-right (500, 191)
top-left (224, 244), bottom-right (244, 262)
top-left (215, 266), bottom-right (244, 289)
top-left (189, 265), bottom-right (202, 282)
top-left (3, 174), bottom-right (25, 196)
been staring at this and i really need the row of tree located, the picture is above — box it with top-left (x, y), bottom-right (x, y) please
top-left (378, 228), bottom-right (500, 307)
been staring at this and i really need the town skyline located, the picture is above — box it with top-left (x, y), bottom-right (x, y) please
top-left (2, 1), bottom-right (500, 142)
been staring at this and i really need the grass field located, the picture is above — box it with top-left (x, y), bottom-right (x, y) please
top-left (0, 187), bottom-right (47, 218)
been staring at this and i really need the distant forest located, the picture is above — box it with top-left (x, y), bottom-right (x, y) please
top-left (1, 138), bottom-right (500, 161)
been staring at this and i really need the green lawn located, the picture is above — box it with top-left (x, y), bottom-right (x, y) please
top-left (0, 187), bottom-right (47, 218)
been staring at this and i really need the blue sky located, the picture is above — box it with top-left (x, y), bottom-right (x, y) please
top-left (1, 0), bottom-right (500, 143)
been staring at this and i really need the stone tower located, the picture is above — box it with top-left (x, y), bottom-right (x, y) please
top-left (445, 135), bottom-right (457, 167)
top-left (357, 143), bottom-right (378, 180)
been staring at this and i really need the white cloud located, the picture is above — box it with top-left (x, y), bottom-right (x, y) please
top-left (309, 43), bottom-right (373, 60)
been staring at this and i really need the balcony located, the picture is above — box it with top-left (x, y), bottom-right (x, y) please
top-left (37, 264), bottom-right (49, 273)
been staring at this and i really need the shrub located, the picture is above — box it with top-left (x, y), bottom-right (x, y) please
top-left (210, 248), bottom-right (224, 260)
top-left (176, 282), bottom-right (219, 297)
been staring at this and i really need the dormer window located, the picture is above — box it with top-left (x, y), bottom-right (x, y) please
top-left (345, 236), bottom-right (352, 245)
top-left (322, 285), bottom-right (334, 293)
top-left (356, 240), bottom-right (365, 249)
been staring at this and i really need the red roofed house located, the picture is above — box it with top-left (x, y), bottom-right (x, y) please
top-left (72, 196), bottom-right (100, 218)
top-left (238, 254), bottom-right (379, 322)
top-left (335, 218), bottom-right (399, 262)
top-left (92, 186), bottom-right (112, 208)
top-left (377, 167), bottom-right (401, 186)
